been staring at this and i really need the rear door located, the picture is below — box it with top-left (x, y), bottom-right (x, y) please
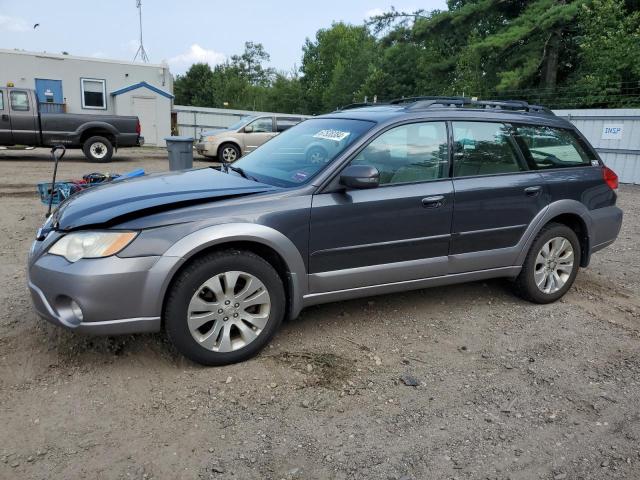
top-left (243, 116), bottom-right (276, 153)
top-left (8, 89), bottom-right (38, 145)
top-left (450, 121), bottom-right (547, 272)
top-left (0, 89), bottom-right (12, 144)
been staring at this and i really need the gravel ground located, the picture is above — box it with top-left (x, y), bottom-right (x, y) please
top-left (0, 147), bottom-right (639, 480)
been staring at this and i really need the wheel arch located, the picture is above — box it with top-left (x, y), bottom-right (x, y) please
top-left (517, 200), bottom-right (594, 268)
top-left (157, 223), bottom-right (307, 324)
top-left (217, 140), bottom-right (242, 158)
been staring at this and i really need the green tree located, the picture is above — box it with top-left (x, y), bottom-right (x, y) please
top-left (301, 23), bottom-right (379, 113)
top-left (173, 63), bottom-right (216, 106)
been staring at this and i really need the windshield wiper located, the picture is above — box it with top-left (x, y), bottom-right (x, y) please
top-left (222, 163), bottom-right (258, 182)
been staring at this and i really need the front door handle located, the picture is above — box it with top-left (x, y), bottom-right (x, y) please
top-left (422, 195), bottom-right (445, 208)
top-left (1, 114), bottom-right (8, 121)
top-left (524, 186), bottom-right (542, 196)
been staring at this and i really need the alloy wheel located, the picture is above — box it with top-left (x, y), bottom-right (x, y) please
top-left (533, 236), bottom-right (575, 294)
top-left (222, 147), bottom-right (237, 162)
top-left (187, 271), bottom-right (271, 352)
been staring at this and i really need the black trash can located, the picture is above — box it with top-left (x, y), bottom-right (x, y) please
top-left (165, 136), bottom-right (194, 170)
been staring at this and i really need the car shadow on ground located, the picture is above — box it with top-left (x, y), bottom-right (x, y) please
top-left (37, 278), bottom-right (518, 369)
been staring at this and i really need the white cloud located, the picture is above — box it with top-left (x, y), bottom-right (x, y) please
top-left (0, 15), bottom-right (31, 32)
top-left (168, 44), bottom-right (226, 72)
top-left (365, 8), bottom-right (385, 18)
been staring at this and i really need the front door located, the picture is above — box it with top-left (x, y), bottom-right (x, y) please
top-left (243, 117), bottom-right (276, 153)
top-left (8, 89), bottom-right (38, 145)
top-left (449, 121), bottom-right (548, 272)
top-left (309, 121), bottom-right (454, 293)
top-left (0, 89), bottom-right (12, 144)
top-left (133, 96), bottom-right (157, 145)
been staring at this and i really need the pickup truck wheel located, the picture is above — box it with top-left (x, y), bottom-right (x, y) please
top-left (164, 250), bottom-right (285, 366)
top-left (83, 136), bottom-right (114, 163)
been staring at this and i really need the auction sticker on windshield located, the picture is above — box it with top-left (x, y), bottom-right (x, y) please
top-left (313, 129), bottom-right (350, 142)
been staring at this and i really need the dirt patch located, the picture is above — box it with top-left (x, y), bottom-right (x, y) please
top-left (0, 152), bottom-right (639, 479)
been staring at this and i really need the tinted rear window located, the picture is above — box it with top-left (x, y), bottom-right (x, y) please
top-left (514, 125), bottom-right (596, 169)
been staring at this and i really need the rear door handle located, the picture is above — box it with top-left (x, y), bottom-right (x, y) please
top-left (1, 114), bottom-right (8, 121)
top-left (422, 195), bottom-right (445, 208)
top-left (524, 186), bottom-right (542, 196)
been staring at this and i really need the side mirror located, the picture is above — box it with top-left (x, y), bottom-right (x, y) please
top-left (244, 125), bottom-right (254, 133)
top-left (340, 165), bottom-right (380, 189)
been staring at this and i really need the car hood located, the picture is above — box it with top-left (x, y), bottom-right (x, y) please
top-left (52, 167), bottom-right (278, 231)
top-left (200, 128), bottom-right (234, 138)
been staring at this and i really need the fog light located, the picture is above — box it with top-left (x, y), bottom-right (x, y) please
top-left (70, 300), bottom-right (84, 322)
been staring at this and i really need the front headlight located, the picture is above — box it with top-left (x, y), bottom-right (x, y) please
top-left (48, 231), bottom-right (138, 263)
top-left (204, 136), bottom-right (217, 142)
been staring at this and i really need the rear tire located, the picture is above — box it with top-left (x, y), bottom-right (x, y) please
top-left (164, 250), bottom-right (285, 366)
top-left (218, 143), bottom-right (241, 163)
top-left (82, 136), bottom-right (114, 163)
top-left (514, 223), bottom-right (581, 304)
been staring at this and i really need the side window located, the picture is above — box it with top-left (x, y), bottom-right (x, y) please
top-left (248, 117), bottom-right (274, 133)
top-left (81, 78), bottom-right (106, 109)
top-left (0, 91), bottom-right (4, 110)
top-left (514, 125), bottom-right (595, 168)
top-left (351, 122), bottom-right (449, 185)
top-left (452, 122), bottom-right (524, 177)
top-left (276, 117), bottom-right (301, 132)
top-left (10, 91), bottom-right (30, 111)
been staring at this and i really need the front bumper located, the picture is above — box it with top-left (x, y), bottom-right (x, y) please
top-left (27, 252), bottom-right (178, 335)
top-left (195, 142), bottom-right (216, 157)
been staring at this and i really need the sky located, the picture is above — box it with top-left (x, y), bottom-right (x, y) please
top-left (0, 0), bottom-right (447, 74)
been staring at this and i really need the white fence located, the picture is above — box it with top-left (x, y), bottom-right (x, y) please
top-left (173, 105), bottom-right (307, 140)
top-left (554, 109), bottom-right (640, 184)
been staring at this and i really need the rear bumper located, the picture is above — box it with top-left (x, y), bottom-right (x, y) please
top-left (589, 205), bottom-right (623, 254)
top-left (137, 135), bottom-right (145, 147)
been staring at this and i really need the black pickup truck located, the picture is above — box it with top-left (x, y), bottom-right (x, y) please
top-left (0, 87), bottom-right (143, 162)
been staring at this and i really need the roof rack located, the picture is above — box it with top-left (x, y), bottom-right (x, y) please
top-left (336, 102), bottom-right (379, 111)
top-left (389, 96), bottom-right (470, 105)
top-left (399, 96), bottom-right (553, 114)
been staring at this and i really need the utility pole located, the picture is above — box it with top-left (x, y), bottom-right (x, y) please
top-left (133, 0), bottom-right (150, 62)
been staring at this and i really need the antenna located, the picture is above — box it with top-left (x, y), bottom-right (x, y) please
top-left (133, 0), bottom-right (150, 62)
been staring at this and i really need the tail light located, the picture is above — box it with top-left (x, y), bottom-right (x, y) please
top-left (602, 165), bottom-right (618, 191)
top-left (136, 119), bottom-right (141, 136)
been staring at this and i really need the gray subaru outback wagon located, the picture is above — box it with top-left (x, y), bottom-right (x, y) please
top-left (28, 98), bottom-right (623, 365)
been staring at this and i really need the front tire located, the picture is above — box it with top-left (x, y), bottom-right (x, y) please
top-left (218, 143), bottom-right (241, 163)
top-left (514, 223), bottom-right (581, 304)
top-left (164, 250), bottom-right (285, 366)
top-left (82, 136), bottom-right (114, 163)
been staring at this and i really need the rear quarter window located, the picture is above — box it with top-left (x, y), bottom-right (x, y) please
top-left (514, 125), bottom-right (596, 169)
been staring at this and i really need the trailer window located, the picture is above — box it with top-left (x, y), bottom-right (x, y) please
top-left (81, 78), bottom-right (106, 109)
top-left (10, 91), bottom-right (29, 111)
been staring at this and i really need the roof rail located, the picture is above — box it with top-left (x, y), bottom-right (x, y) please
top-left (389, 96), bottom-right (470, 105)
top-left (397, 96), bottom-right (553, 115)
top-left (336, 102), bottom-right (379, 111)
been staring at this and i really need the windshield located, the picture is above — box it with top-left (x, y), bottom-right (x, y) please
top-left (229, 116), bottom-right (254, 130)
top-left (232, 118), bottom-right (375, 187)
